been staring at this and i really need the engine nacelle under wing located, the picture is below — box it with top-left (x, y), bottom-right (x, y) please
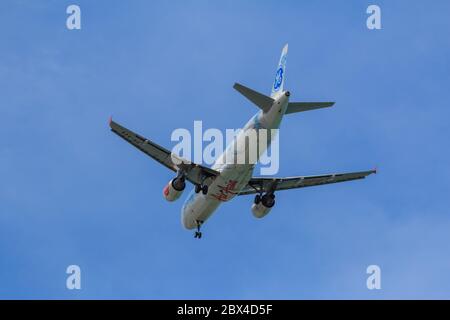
top-left (163, 178), bottom-right (185, 202)
top-left (251, 202), bottom-right (272, 218)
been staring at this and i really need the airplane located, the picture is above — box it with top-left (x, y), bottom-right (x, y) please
top-left (109, 44), bottom-right (376, 239)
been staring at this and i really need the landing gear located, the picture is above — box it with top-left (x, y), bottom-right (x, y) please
top-left (194, 220), bottom-right (203, 239)
top-left (195, 184), bottom-right (208, 195)
top-left (254, 194), bottom-right (261, 204)
top-left (194, 231), bottom-right (202, 239)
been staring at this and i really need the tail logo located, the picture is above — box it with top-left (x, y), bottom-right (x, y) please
top-left (273, 67), bottom-right (284, 91)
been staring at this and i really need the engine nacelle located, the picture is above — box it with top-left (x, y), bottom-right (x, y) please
top-left (251, 194), bottom-right (275, 218)
top-left (251, 202), bottom-right (272, 218)
top-left (163, 178), bottom-right (185, 202)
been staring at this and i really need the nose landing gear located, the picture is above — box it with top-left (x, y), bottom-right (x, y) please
top-left (194, 220), bottom-right (204, 239)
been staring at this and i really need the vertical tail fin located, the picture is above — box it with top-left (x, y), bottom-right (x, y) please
top-left (271, 44), bottom-right (288, 97)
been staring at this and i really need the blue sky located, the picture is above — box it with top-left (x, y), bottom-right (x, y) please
top-left (1, 0), bottom-right (450, 299)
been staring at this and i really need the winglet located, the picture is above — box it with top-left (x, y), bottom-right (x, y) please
top-left (108, 116), bottom-right (113, 126)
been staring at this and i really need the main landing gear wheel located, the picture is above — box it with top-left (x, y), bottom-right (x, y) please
top-left (195, 184), bottom-right (208, 195)
top-left (194, 220), bottom-right (203, 239)
top-left (254, 194), bottom-right (261, 204)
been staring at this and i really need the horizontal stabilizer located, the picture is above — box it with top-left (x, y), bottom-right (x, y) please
top-left (233, 82), bottom-right (274, 112)
top-left (285, 102), bottom-right (335, 114)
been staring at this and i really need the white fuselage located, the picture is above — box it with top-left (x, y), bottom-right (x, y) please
top-left (181, 91), bottom-right (289, 229)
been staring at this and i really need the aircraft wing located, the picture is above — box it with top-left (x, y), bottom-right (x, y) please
top-left (238, 170), bottom-right (376, 195)
top-left (109, 119), bottom-right (219, 185)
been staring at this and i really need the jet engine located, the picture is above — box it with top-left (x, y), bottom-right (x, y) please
top-left (251, 194), bottom-right (275, 218)
top-left (163, 177), bottom-right (186, 202)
